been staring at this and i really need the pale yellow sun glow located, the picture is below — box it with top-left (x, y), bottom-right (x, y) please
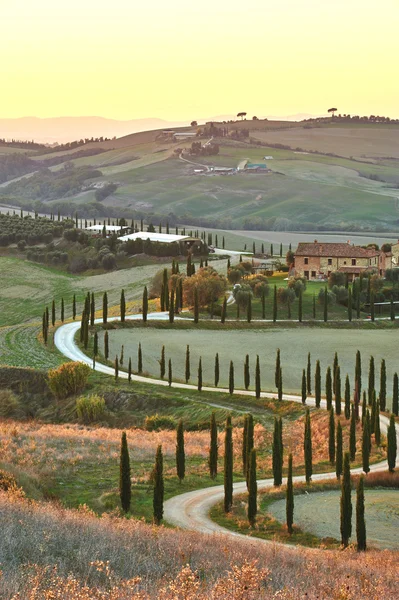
top-left (1, 0), bottom-right (399, 119)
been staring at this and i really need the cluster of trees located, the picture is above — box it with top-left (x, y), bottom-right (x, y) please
top-left (0, 213), bottom-right (73, 247)
top-left (0, 153), bottom-right (37, 184)
top-left (94, 183), bottom-right (118, 202)
top-left (189, 142), bottom-right (220, 156)
top-left (305, 113), bottom-right (399, 124)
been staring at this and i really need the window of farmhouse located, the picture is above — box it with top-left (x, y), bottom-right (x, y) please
top-left (352, 259), bottom-right (356, 265)
top-left (328, 258), bottom-right (332, 265)
top-left (304, 257), bottom-right (309, 265)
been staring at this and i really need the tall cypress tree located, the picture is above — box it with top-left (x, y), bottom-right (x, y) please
top-left (275, 349), bottom-right (281, 389)
top-left (393, 373), bottom-right (399, 416)
top-left (103, 292), bottom-right (108, 324)
top-left (315, 360), bottom-right (321, 408)
top-left (362, 410), bottom-right (371, 474)
top-left (119, 432), bottom-right (131, 513)
top-left (272, 417), bottom-right (282, 486)
top-left (153, 444), bottom-right (164, 525)
top-left (229, 360), bottom-right (234, 395)
top-left (370, 393), bottom-right (376, 434)
top-left (273, 285), bottom-right (277, 322)
top-left (61, 298), bottom-right (65, 323)
top-left (160, 346), bottom-right (165, 379)
top-left (340, 452), bottom-right (352, 548)
top-left (335, 365), bottom-right (342, 416)
top-left (286, 453), bottom-right (294, 534)
top-left (333, 352), bottom-right (338, 395)
top-left (326, 367), bottom-right (333, 411)
top-left (387, 414), bottom-right (397, 472)
top-left (244, 354), bottom-right (250, 390)
top-left (350, 405), bottom-right (356, 461)
top-left (255, 354), bottom-right (261, 399)
top-left (247, 449), bottom-right (257, 527)
top-left (176, 419), bottom-right (185, 482)
top-left (160, 284), bottom-right (165, 312)
top-left (169, 290), bottom-right (175, 323)
top-left (138, 342), bottom-right (143, 373)
top-left (224, 415), bottom-right (233, 513)
top-left (344, 374), bottom-right (351, 420)
top-left (347, 287), bottom-right (352, 322)
top-left (329, 408), bottom-right (335, 465)
top-left (306, 352), bottom-right (311, 395)
top-left (246, 414), bottom-right (254, 489)
top-left (242, 415), bottom-right (248, 476)
top-left (114, 356), bottom-right (119, 381)
top-left (209, 412), bottom-right (218, 479)
top-left (304, 409), bottom-right (312, 483)
top-left (168, 358), bottom-right (172, 387)
top-left (278, 366), bottom-right (283, 401)
top-left (142, 286), bottom-right (148, 322)
top-left (374, 400), bottom-right (381, 446)
top-left (368, 356), bottom-right (375, 405)
top-left (323, 286), bottom-right (328, 322)
top-left (185, 345), bottom-right (190, 383)
top-left (104, 330), bottom-right (109, 360)
top-left (90, 293), bottom-right (95, 326)
top-left (220, 296), bottom-right (227, 324)
top-left (356, 475), bottom-right (366, 551)
top-left (301, 369), bottom-right (307, 404)
top-left (128, 356), bottom-right (132, 382)
top-left (336, 421), bottom-right (343, 479)
top-left (361, 391), bottom-right (367, 426)
top-left (51, 299), bottom-right (56, 327)
top-left (214, 353), bottom-right (219, 387)
top-left (194, 287), bottom-right (199, 323)
top-left (120, 289), bottom-right (126, 322)
top-left (72, 294), bottom-right (76, 320)
top-left (355, 350), bottom-right (362, 399)
top-left (379, 359), bottom-right (387, 412)
top-left (198, 357), bottom-right (202, 391)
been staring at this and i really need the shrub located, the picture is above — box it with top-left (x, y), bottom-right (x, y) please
top-left (277, 287), bottom-right (295, 304)
top-left (318, 287), bottom-right (336, 305)
top-left (48, 362), bottom-right (90, 399)
top-left (0, 469), bottom-right (18, 492)
top-left (17, 239), bottom-right (27, 251)
top-left (76, 394), bottom-right (107, 423)
top-left (0, 389), bottom-right (21, 417)
top-left (101, 253), bottom-right (116, 270)
top-left (328, 271), bottom-right (346, 288)
top-left (287, 276), bottom-right (306, 296)
top-left (183, 266), bottom-right (227, 307)
top-left (144, 414), bottom-right (176, 431)
top-left (331, 285), bottom-right (349, 304)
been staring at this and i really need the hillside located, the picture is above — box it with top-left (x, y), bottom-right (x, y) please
top-left (1, 120), bottom-right (399, 232)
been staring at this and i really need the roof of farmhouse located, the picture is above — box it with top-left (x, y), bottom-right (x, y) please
top-left (85, 225), bottom-right (125, 232)
top-left (119, 231), bottom-right (194, 243)
top-left (295, 242), bottom-right (379, 258)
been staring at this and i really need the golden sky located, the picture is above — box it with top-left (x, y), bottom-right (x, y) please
top-left (2, 0), bottom-right (399, 120)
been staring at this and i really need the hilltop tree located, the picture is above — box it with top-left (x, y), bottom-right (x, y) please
top-left (328, 107), bottom-right (338, 118)
top-left (237, 112), bottom-right (247, 120)
top-left (176, 419), bottom-right (185, 482)
top-left (153, 444), bottom-right (164, 525)
top-left (209, 412), bottom-right (218, 479)
top-left (119, 432), bottom-right (131, 513)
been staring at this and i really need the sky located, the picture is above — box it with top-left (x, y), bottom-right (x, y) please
top-left (1, 0), bottom-right (399, 121)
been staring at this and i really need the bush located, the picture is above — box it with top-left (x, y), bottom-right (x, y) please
top-left (144, 414), bottom-right (177, 431)
top-left (17, 239), bottom-right (27, 251)
top-left (0, 469), bottom-right (18, 492)
top-left (287, 276), bottom-right (306, 296)
top-left (0, 389), bottom-right (20, 417)
top-left (318, 287), bottom-right (336, 305)
top-left (331, 285), bottom-right (349, 304)
top-left (48, 362), bottom-right (91, 399)
top-left (277, 287), bottom-right (296, 304)
top-left (328, 271), bottom-right (346, 288)
top-left (101, 253), bottom-right (116, 270)
top-left (76, 394), bottom-right (107, 423)
top-left (183, 266), bottom-right (227, 307)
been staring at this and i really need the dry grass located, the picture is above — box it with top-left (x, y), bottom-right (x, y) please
top-left (0, 490), bottom-right (397, 599)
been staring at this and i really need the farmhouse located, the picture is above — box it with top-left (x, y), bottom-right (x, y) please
top-left (119, 231), bottom-right (203, 252)
top-left (294, 241), bottom-right (379, 281)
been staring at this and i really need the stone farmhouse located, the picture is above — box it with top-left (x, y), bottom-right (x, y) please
top-left (294, 241), bottom-right (380, 281)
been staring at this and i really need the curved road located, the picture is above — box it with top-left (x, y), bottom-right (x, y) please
top-left (54, 313), bottom-right (399, 545)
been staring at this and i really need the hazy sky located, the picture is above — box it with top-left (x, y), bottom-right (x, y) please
top-left (2, 0), bottom-right (399, 120)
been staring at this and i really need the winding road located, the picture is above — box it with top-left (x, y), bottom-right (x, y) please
top-left (54, 312), bottom-right (399, 546)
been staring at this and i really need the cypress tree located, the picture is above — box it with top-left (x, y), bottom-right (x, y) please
top-left (90, 293), bottom-right (95, 326)
top-left (51, 299), bottom-right (56, 327)
top-left (119, 432), bottom-right (131, 513)
top-left (221, 296), bottom-right (227, 324)
top-left (153, 444), bottom-right (164, 525)
top-left (280, 242), bottom-right (283, 257)
top-left (362, 390), bottom-right (367, 426)
top-left (42, 313), bottom-right (48, 345)
top-left (120, 345), bottom-right (124, 366)
top-left (160, 346), bottom-right (165, 379)
top-left (355, 350), bottom-right (362, 399)
top-left (255, 354), bottom-right (261, 399)
top-left (83, 313), bottom-right (89, 349)
top-left (93, 332), bottom-right (98, 368)
top-left (242, 415), bottom-right (248, 476)
top-left (329, 408), bottom-right (335, 465)
top-left (362, 410), bottom-right (371, 474)
top-left (246, 414), bottom-right (254, 489)
top-left (103, 292), bottom-right (108, 324)
top-left (344, 374), bottom-right (351, 420)
top-left (370, 393), bottom-right (376, 434)
top-left (273, 285), bottom-right (277, 322)
top-left (247, 449), bottom-right (257, 527)
top-left (138, 342), bottom-right (143, 373)
top-left (193, 287), bottom-right (199, 323)
top-left (214, 353), bottom-right (219, 387)
top-left (390, 295), bottom-right (395, 321)
top-left (128, 357), bottom-right (132, 382)
top-left (379, 359), bottom-right (386, 412)
top-left (244, 354), bottom-right (250, 390)
top-left (247, 295), bottom-right (252, 323)
top-left (368, 356), bottom-right (375, 405)
top-left (350, 405), bottom-right (356, 461)
top-left (286, 453), bottom-right (294, 534)
top-left (356, 475), bottom-right (366, 551)
top-left (209, 412), bottom-right (218, 479)
top-left (335, 365), bottom-right (342, 416)
top-left (304, 409), bottom-right (312, 483)
top-left (298, 289), bottom-right (303, 322)
top-left (198, 357), bottom-right (202, 391)
top-left (306, 352), bottom-right (311, 395)
top-left (374, 400), bottom-right (381, 446)
top-left (163, 270), bottom-right (169, 309)
top-left (169, 290), bottom-right (175, 323)
top-left (356, 280), bottom-right (360, 318)
top-left (301, 369), bottom-right (307, 404)
top-left (61, 298), bottom-right (65, 323)
top-left (272, 417), bottom-right (282, 486)
top-left (315, 360), bottom-right (321, 408)
top-left (160, 284), bottom-right (165, 312)
top-left (104, 330), bottom-right (109, 360)
top-left (176, 419), bottom-right (185, 482)
top-left (340, 452), bottom-right (352, 548)
top-left (261, 288), bottom-right (266, 319)
top-left (333, 352), bottom-right (338, 395)
top-left (323, 286), bottom-right (328, 322)
top-left (393, 373), bottom-right (398, 416)
top-left (120, 289), bottom-right (126, 322)
top-left (115, 356), bottom-right (119, 381)
top-left (270, 243), bottom-right (273, 256)
top-left (168, 358), bottom-right (172, 387)
top-left (142, 286), bottom-right (148, 322)
top-left (347, 287), bottom-right (352, 322)
top-left (45, 306), bottom-right (49, 328)
top-left (72, 294), bottom-right (76, 320)
top-left (229, 361), bottom-right (234, 394)
top-left (79, 310), bottom-right (85, 343)
top-left (326, 366), bottom-right (333, 411)
top-left (336, 421), bottom-right (343, 479)
top-left (185, 345), bottom-right (190, 383)
top-left (275, 349), bottom-right (281, 389)
top-left (224, 415), bottom-right (233, 513)
top-left (278, 367), bottom-right (283, 401)
top-left (387, 414), bottom-right (397, 472)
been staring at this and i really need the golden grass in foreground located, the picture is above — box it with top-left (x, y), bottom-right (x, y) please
top-left (0, 491), bottom-right (397, 599)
